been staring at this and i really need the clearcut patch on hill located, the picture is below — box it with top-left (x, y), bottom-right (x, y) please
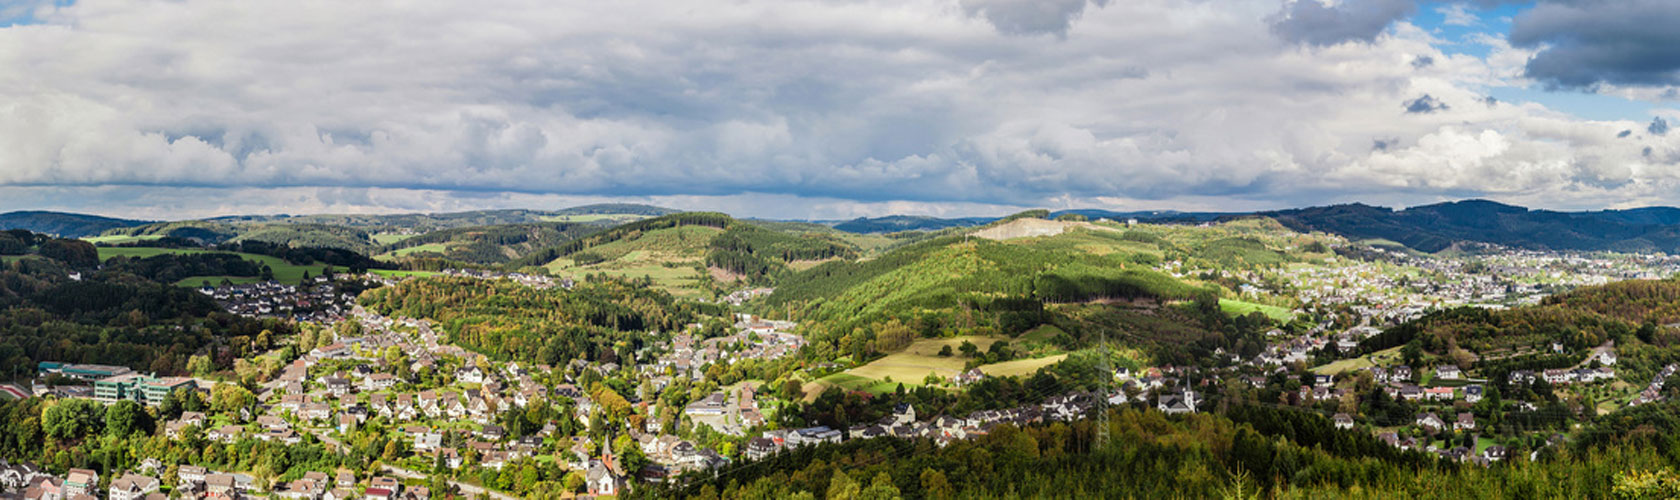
top-left (972, 218), bottom-right (1117, 241)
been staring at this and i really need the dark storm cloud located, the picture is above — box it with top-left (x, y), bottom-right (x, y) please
top-left (1509, 0), bottom-right (1680, 89)
top-left (960, 0), bottom-right (1109, 37)
top-left (1268, 0), bottom-right (1416, 46)
top-left (1404, 94), bottom-right (1448, 113)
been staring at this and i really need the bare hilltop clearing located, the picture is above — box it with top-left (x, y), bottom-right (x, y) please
top-left (971, 218), bottom-right (1119, 241)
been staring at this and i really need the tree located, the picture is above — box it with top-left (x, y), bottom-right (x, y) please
top-left (780, 379), bottom-right (804, 401)
top-left (937, 345), bottom-right (953, 357)
top-left (210, 383), bottom-right (255, 418)
top-left (42, 398), bottom-right (105, 440)
top-left (1401, 341), bottom-right (1423, 371)
top-left (561, 470), bottom-right (586, 492)
top-left (37, 239), bottom-right (99, 267)
top-left (827, 470), bottom-right (861, 500)
top-left (959, 341), bottom-right (979, 358)
top-left (615, 433), bottom-right (650, 475)
top-left (187, 354), bottom-right (214, 377)
top-left (860, 472), bottom-right (901, 500)
top-left (104, 400), bottom-right (150, 437)
top-left (920, 469), bottom-right (953, 500)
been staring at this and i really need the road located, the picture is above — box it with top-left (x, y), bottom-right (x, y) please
top-left (381, 465), bottom-right (516, 500)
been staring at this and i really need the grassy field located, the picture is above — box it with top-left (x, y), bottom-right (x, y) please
top-left (977, 354), bottom-right (1068, 377)
top-left (97, 247), bottom-right (317, 286)
top-left (370, 233), bottom-right (419, 245)
top-left (802, 336), bottom-right (1009, 399)
top-left (82, 234), bottom-right (165, 245)
top-left (1311, 357), bottom-right (1374, 375)
top-left (370, 269), bottom-right (443, 278)
top-left (377, 243), bottom-right (449, 260)
top-left (1312, 346), bottom-right (1402, 375)
top-left (1220, 299), bottom-right (1295, 322)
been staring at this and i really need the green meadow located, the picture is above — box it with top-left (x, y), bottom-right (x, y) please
top-left (97, 247), bottom-right (318, 287)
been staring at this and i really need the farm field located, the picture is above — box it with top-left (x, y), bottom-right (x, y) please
top-left (97, 247), bottom-right (316, 286)
top-left (977, 354), bottom-right (1069, 378)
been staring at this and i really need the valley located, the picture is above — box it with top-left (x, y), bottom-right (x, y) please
top-left (8, 204), bottom-right (1680, 498)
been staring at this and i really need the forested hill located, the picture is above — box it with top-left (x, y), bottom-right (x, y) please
top-left (513, 212), bottom-right (860, 287)
top-left (1260, 200), bottom-right (1680, 253)
top-left (378, 222), bottom-right (603, 264)
top-left (102, 221), bottom-right (379, 253)
top-left (0, 211), bottom-right (150, 238)
top-left (1, 229), bottom-right (295, 377)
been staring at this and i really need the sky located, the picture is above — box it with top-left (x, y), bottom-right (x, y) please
top-left (1, 0), bottom-right (1679, 220)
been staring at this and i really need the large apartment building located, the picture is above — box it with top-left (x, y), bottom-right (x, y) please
top-left (93, 373), bottom-right (196, 406)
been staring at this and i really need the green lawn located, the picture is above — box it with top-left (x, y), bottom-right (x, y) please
top-left (1220, 299), bottom-right (1295, 322)
top-left (98, 247), bottom-right (318, 286)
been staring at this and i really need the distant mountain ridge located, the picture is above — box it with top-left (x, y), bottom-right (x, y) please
top-left (1259, 200), bottom-right (1680, 253)
top-left (0, 211), bottom-right (151, 238)
top-left (22, 199), bottom-right (1680, 253)
top-left (824, 210), bottom-right (1230, 233)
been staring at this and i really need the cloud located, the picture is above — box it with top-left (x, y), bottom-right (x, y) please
top-left (1404, 94), bottom-right (1449, 113)
top-left (1510, 0), bottom-right (1680, 89)
top-left (1412, 55), bottom-right (1434, 69)
top-left (1435, 3), bottom-right (1479, 27)
top-left (1619, 129), bottom-right (1633, 138)
top-left (960, 0), bottom-right (1108, 37)
top-left (1269, 0), bottom-right (1416, 46)
top-left (1654, 117), bottom-right (1672, 135)
top-left (1, 0), bottom-right (1680, 219)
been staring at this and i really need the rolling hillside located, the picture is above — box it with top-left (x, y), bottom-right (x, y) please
top-left (100, 221), bottom-right (378, 253)
top-left (200, 204), bottom-right (678, 231)
top-left (0, 211), bottom-right (150, 238)
top-left (509, 212), bottom-right (860, 297)
top-left (375, 222), bottom-right (602, 264)
top-left (1262, 199), bottom-right (1680, 253)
